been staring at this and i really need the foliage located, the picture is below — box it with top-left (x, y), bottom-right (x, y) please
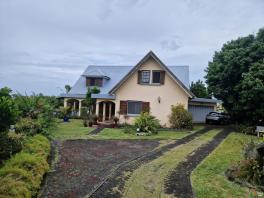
top-left (0, 135), bottom-right (50, 197)
top-left (59, 106), bottom-right (71, 118)
top-left (123, 124), bottom-right (136, 134)
top-left (205, 28), bottom-right (264, 124)
top-left (226, 140), bottom-right (264, 187)
top-left (235, 124), bottom-right (256, 135)
top-left (0, 87), bottom-right (18, 132)
top-left (134, 112), bottom-right (160, 135)
top-left (0, 133), bottom-right (23, 165)
top-left (169, 104), bottom-right (193, 129)
top-left (64, 84), bottom-right (71, 93)
top-left (15, 118), bottom-right (42, 136)
top-left (86, 87), bottom-right (100, 116)
top-left (190, 80), bottom-right (211, 98)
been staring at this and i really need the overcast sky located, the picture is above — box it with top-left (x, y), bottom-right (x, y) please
top-left (0, 0), bottom-right (263, 95)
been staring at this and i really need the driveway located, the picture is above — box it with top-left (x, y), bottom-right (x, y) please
top-left (40, 139), bottom-right (159, 198)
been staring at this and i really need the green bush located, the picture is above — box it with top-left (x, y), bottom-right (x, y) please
top-left (134, 112), bottom-right (160, 135)
top-left (15, 118), bottom-right (42, 136)
top-left (123, 124), bottom-right (136, 134)
top-left (0, 135), bottom-right (50, 197)
top-left (168, 104), bottom-right (193, 129)
top-left (0, 132), bottom-right (23, 165)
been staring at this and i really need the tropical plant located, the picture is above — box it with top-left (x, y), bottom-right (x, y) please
top-left (64, 84), bottom-right (72, 93)
top-left (86, 87), bottom-right (100, 116)
top-left (134, 112), bottom-right (160, 135)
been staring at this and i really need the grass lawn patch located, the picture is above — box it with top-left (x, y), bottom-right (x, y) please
top-left (191, 132), bottom-right (262, 198)
top-left (50, 119), bottom-right (94, 140)
top-left (88, 125), bottom-right (204, 140)
top-left (122, 128), bottom-right (221, 198)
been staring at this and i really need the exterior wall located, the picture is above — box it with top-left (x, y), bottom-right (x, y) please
top-left (114, 58), bottom-right (189, 127)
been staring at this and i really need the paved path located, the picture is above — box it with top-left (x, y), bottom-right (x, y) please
top-left (88, 126), bottom-right (217, 198)
top-left (164, 128), bottom-right (231, 198)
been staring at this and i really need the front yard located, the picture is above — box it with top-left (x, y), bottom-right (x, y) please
top-left (44, 119), bottom-right (263, 198)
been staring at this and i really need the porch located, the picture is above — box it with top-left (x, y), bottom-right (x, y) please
top-left (95, 100), bottom-right (116, 122)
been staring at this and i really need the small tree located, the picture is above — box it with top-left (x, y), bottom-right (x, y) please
top-left (169, 104), bottom-right (193, 129)
top-left (65, 84), bottom-right (71, 93)
top-left (86, 87), bottom-right (100, 116)
top-left (190, 80), bottom-right (210, 98)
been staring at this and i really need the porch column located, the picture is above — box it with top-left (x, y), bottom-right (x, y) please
top-left (103, 102), bottom-right (106, 121)
top-left (95, 100), bottom-right (99, 116)
top-left (64, 98), bottom-right (68, 108)
top-left (73, 101), bottom-right (76, 111)
top-left (78, 99), bottom-right (83, 116)
top-left (109, 102), bottom-right (112, 120)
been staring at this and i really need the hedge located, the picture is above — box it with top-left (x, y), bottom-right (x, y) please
top-left (0, 135), bottom-right (50, 198)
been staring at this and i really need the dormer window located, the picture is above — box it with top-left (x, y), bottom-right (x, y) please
top-left (86, 77), bottom-right (103, 87)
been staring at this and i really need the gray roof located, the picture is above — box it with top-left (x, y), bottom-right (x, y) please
top-left (189, 98), bottom-right (220, 104)
top-left (68, 65), bottom-right (190, 96)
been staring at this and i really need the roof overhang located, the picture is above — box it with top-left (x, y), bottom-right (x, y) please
top-left (108, 51), bottom-right (194, 98)
top-left (91, 94), bottom-right (116, 99)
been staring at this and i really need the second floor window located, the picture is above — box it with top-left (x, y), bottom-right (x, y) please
top-left (141, 70), bottom-right (150, 84)
top-left (152, 71), bottom-right (161, 84)
top-left (86, 77), bottom-right (103, 87)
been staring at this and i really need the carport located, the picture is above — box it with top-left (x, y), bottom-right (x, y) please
top-left (188, 98), bottom-right (220, 123)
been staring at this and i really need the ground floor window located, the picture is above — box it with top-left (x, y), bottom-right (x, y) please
top-left (127, 101), bottom-right (142, 115)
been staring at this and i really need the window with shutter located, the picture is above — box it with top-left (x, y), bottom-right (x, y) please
top-left (119, 101), bottom-right (128, 115)
top-left (127, 101), bottom-right (142, 115)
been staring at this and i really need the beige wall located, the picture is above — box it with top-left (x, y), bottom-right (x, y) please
top-left (114, 58), bottom-right (190, 127)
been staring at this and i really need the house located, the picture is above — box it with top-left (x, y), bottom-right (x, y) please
top-left (60, 51), bottom-right (218, 126)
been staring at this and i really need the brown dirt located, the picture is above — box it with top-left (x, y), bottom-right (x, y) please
top-left (39, 139), bottom-right (159, 198)
top-left (164, 127), bottom-right (231, 198)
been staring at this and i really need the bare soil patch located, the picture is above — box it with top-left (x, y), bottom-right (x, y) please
top-left (39, 139), bottom-right (159, 198)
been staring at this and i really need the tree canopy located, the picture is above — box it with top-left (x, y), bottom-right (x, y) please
top-left (190, 80), bottom-right (210, 98)
top-left (205, 28), bottom-right (264, 124)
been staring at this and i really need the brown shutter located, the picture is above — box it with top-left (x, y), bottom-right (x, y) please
top-left (119, 101), bottom-right (127, 115)
top-left (142, 102), bottom-right (150, 113)
top-left (160, 71), bottom-right (165, 84)
top-left (137, 71), bottom-right (142, 84)
top-left (86, 78), bottom-right (91, 86)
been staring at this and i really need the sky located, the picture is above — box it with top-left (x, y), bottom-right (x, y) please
top-left (0, 0), bottom-right (264, 95)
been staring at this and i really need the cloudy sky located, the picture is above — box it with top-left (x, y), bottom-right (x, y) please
top-left (0, 0), bottom-right (263, 95)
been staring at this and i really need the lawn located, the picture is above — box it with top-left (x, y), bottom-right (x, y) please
top-left (122, 128), bottom-right (222, 198)
top-left (50, 119), bottom-right (93, 140)
top-left (191, 132), bottom-right (262, 198)
top-left (87, 125), bottom-right (204, 140)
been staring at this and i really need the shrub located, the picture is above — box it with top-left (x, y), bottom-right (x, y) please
top-left (123, 124), bottom-right (136, 134)
top-left (235, 124), bottom-right (256, 135)
top-left (134, 112), bottom-right (160, 135)
top-left (0, 132), bottom-right (23, 165)
top-left (0, 87), bottom-right (19, 132)
top-left (15, 118), bottom-right (42, 136)
top-left (168, 104), bottom-right (193, 129)
top-left (0, 135), bottom-right (50, 197)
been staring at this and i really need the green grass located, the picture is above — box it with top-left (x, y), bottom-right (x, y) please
top-left (87, 125), bottom-right (204, 140)
top-left (191, 132), bottom-right (262, 198)
top-left (122, 129), bottom-right (221, 198)
top-left (50, 119), bottom-right (94, 140)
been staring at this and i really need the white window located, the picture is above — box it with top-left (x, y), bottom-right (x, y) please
top-left (141, 71), bottom-right (150, 84)
top-left (127, 101), bottom-right (142, 115)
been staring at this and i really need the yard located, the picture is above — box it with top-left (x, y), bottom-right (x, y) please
top-left (42, 120), bottom-right (262, 198)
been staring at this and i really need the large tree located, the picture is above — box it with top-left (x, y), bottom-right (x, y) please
top-left (205, 28), bottom-right (264, 124)
top-left (190, 80), bottom-right (210, 98)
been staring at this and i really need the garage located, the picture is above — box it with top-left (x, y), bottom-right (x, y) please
top-left (188, 98), bottom-right (219, 123)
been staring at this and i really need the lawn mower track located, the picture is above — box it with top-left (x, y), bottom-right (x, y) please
top-left (88, 126), bottom-right (218, 198)
top-left (164, 127), bottom-right (231, 198)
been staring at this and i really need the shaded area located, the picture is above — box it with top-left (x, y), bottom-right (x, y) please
top-left (89, 126), bottom-right (216, 198)
top-left (39, 139), bottom-right (159, 198)
top-left (164, 128), bottom-right (231, 198)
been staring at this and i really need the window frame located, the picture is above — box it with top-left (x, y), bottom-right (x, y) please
top-left (127, 101), bottom-right (142, 116)
top-left (152, 70), bottom-right (162, 84)
top-left (140, 70), bottom-right (151, 84)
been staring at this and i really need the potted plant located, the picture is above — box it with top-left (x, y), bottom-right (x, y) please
top-left (91, 114), bottom-right (98, 125)
top-left (113, 116), bottom-right (119, 127)
top-left (60, 106), bottom-right (71, 122)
